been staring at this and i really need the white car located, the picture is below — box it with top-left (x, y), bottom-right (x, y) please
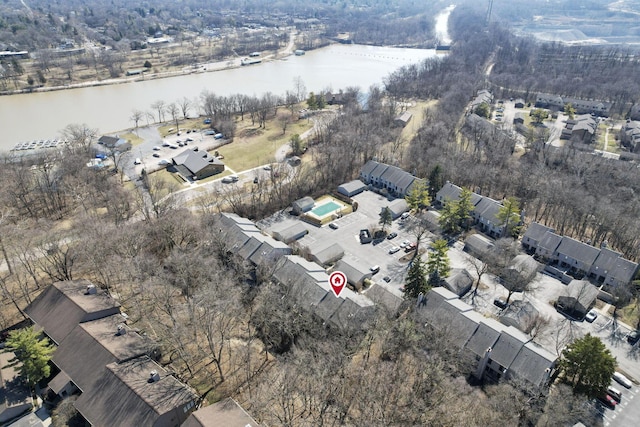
top-left (585, 309), bottom-right (598, 323)
top-left (400, 240), bottom-right (410, 248)
top-left (389, 246), bottom-right (400, 254)
top-left (158, 159), bottom-right (170, 166)
top-left (152, 146), bottom-right (161, 151)
top-left (613, 372), bottom-right (633, 389)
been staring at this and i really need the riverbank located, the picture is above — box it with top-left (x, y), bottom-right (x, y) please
top-left (0, 31), bottom-right (301, 97)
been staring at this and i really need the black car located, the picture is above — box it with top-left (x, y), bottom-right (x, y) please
top-left (493, 298), bottom-right (508, 309)
top-left (387, 232), bottom-right (398, 240)
top-left (627, 331), bottom-right (640, 345)
top-left (383, 276), bottom-right (391, 283)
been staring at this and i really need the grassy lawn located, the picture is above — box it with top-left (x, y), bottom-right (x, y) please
top-left (399, 100), bottom-right (436, 142)
top-left (218, 117), bottom-right (312, 171)
top-left (120, 132), bottom-right (144, 146)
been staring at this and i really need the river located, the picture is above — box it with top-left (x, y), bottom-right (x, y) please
top-left (0, 13), bottom-right (454, 152)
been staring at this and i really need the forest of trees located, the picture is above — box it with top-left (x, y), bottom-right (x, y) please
top-left (3, 2), bottom-right (640, 426)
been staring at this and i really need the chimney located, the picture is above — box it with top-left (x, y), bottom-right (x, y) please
top-left (86, 284), bottom-right (97, 295)
top-left (116, 324), bottom-right (126, 336)
top-left (149, 371), bottom-right (160, 383)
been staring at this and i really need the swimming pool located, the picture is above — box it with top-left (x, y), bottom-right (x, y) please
top-left (311, 201), bottom-right (341, 217)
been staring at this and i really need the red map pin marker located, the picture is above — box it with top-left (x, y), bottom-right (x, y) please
top-left (329, 271), bottom-right (347, 297)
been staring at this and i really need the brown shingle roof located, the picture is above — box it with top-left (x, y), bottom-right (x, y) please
top-left (24, 280), bottom-right (120, 344)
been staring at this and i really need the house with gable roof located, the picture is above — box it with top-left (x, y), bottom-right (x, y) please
top-left (359, 160), bottom-right (423, 198)
top-left (172, 148), bottom-right (224, 180)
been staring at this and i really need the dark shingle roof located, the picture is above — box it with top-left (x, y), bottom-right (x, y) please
top-left (556, 237), bottom-right (600, 266)
top-left (536, 232), bottom-right (562, 254)
top-left (52, 314), bottom-right (150, 393)
top-left (523, 223), bottom-right (554, 245)
top-left (172, 149), bottom-right (223, 175)
top-left (509, 342), bottom-right (556, 387)
top-left (25, 280), bottom-right (121, 344)
top-left (74, 357), bottom-right (197, 427)
top-left (489, 326), bottom-right (529, 371)
top-left (464, 318), bottom-right (505, 358)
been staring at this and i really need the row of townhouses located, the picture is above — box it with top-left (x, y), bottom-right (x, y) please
top-left (418, 287), bottom-right (557, 387)
top-left (535, 93), bottom-right (611, 117)
top-left (359, 160), bottom-right (424, 198)
top-left (522, 222), bottom-right (639, 288)
top-left (560, 114), bottom-right (598, 143)
top-left (435, 182), bottom-right (520, 239)
top-left (620, 120), bottom-right (640, 153)
top-left (22, 280), bottom-right (259, 427)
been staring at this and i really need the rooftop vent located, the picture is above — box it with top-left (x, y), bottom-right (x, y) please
top-left (116, 324), bottom-right (126, 336)
top-left (86, 284), bottom-right (97, 295)
top-left (148, 371), bottom-right (160, 383)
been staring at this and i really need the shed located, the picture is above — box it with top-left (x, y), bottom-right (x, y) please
top-left (333, 258), bottom-right (372, 287)
top-left (271, 222), bottom-right (309, 244)
top-left (498, 300), bottom-right (540, 332)
top-left (557, 280), bottom-right (599, 318)
top-left (309, 242), bottom-right (344, 266)
top-left (394, 111), bottom-right (413, 127)
top-left (338, 180), bottom-right (366, 197)
top-left (292, 197), bottom-right (315, 215)
top-left (385, 198), bottom-right (409, 219)
top-left (514, 99), bottom-right (525, 108)
top-left (464, 234), bottom-right (495, 259)
top-left (443, 268), bottom-right (474, 297)
top-left (513, 112), bottom-right (525, 125)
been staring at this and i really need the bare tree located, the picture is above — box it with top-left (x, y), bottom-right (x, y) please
top-left (129, 110), bottom-right (144, 133)
top-left (150, 100), bottom-right (166, 123)
top-left (62, 124), bottom-right (98, 152)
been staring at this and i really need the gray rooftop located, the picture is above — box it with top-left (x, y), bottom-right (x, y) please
top-left (509, 341), bottom-right (557, 387)
top-left (172, 148), bottom-right (222, 174)
top-left (25, 280), bottom-right (121, 345)
top-left (465, 318), bottom-right (505, 358)
top-left (489, 326), bottom-right (530, 371)
top-left (556, 237), bottom-right (600, 266)
top-left (523, 223), bottom-right (554, 245)
top-left (51, 314), bottom-right (150, 393)
top-left (74, 357), bottom-right (197, 427)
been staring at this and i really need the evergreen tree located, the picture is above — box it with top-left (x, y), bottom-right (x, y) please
top-left (474, 102), bottom-right (490, 118)
top-left (559, 334), bottom-right (616, 399)
top-left (439, 200), bottom-right (460, 234)
top-left (5, 326), bottom-right (55, 387)
top-left (428, 165), bottom-right (444, 200)
top-left (497, 197), bottom-right (521, 238)
top-left (307, 92), bottom-right (318, 110)
top-left (456, 187), bottom-right (474, 230)
top-left (379, 207), bottom-right (393, 233)
top-left (404, 257), bottom-right (429, 298)
top-left (427, 239), bottom-right (450, 285)
top-left (405, 180), bottom-right (430, 211)
top-left (564, 103), bottom-right (576, 119)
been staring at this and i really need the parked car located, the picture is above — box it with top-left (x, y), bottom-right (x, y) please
top-left (627, 330), bottom-right (640, 345)
top-left (598, 394), bottom-right (617, 409)
top-left (404, 242), bottom-right (416, 252)
top-left (153, 153), bottom-right (160, 158)
top-left (328, 223), bottom-right (339, 230)
top-left (383, 276), bottom-right (391, 283)
top-left (221, 177), bottom-right (235, 183)
top-left (389, 246), bottom-right (400, 254)
top-left (153, 146), bottom-right (161, 151)
top-left (263, 165), bottom-right (272, 170)
top-left (607, 386), bottom-right (622, 402)
top-left (493, 298), bottom-right (508, 309)
top-left (585, 309), bottom-right (598, 323)
top-left (158, 159), bottom-right (170, 166)
top-left (370, 265), bottom-right (380, 274)
top-left (387, 232), bottom-right (398, 240)
top-left (134, 158), bottom-right (141, 165)
top-left (203, 118), bottom-right (212, 124)
top-left (613, 372), bottom-right (633, 389)
top-left (253, 177), bottom-right (259, 184)
top-left (400, 240), bottom-right (410, 248)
